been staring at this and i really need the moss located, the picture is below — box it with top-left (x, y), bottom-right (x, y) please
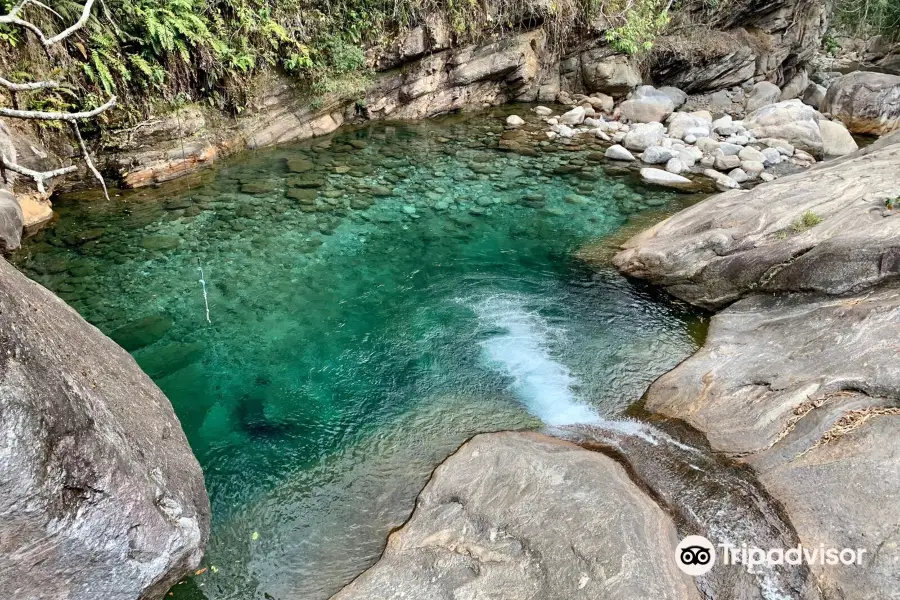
top-left (791, 210), bottom-right (823, 233)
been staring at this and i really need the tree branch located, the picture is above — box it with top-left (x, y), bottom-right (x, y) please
top-left (0, 154), bottom-right (76, 194)
top-left (0, 96), bottom-right (116, 120)
top-left (70, 122), bottom-right (109, 201)
top-left (0, 75), bottom-right (60, 92)
top-left (45, 0), bottom-right (96, 46)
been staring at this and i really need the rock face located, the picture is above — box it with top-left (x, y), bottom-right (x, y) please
top-left (644, 287), bottom-right (900, 600)
top-left (332, 431), bottom-right (699, 600)
top-left (0, 258), bottom-right (210, 599)
top-left (614, 131), bottom-right (900, 309)
top-left (821, 71), bottom-right (900, 136)
top-left (618, 85), bottom-right (676, 123)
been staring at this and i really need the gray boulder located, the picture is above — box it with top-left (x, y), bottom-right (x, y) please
top-left (666, 112), bottom-right (712, 140)
top-left (558, 106), bottom-right (586, 125)
top-left (614, 131), bottom-right (900, 309)
top-left (745, 81), bottom-right (781, 113)
top-left (819, 119), bottom-right (858, 156)
top-left (801, 82), bottom-right (826, 109)
top-left (642, 145), bottom-right (676, 164)
top-left (623, 122), bottom-right (665, 151)
top-left (0, 190), bottom-right (23, 253)
top-left (0, 258), bottom-right (210, 599)
top-left (332, 432), bottom-right (699, 600)
top-left (821, 71), bottom-right (900, 136)
top-left (658, 86), bottom-right (687, 108)
top-left (744, 99), bottom-right (824, 158)
top-left (618, 85), bottom-right (676, 123)
top-left (580, 52), bottom-right (642, 96)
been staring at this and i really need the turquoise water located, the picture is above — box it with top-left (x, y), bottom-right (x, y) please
top-left (12, 108), bottom-right (703, 600)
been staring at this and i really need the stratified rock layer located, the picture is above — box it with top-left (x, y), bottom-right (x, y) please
top-left (645, 286), bottom-right (900, 600)
top-left (332, 431), bottom-right (699, 600)
top-left (0, 258), bottom-right (210, 599)
top-left (614, 131), bottom-right (900, 309)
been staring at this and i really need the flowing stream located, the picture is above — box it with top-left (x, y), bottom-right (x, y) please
top-left (11, 108), bottom-right (811, 600)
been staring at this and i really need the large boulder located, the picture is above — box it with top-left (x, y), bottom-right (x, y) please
top-left (819, 119), bottom-right (858, 156)
top-left (666, 112), bottom-right (712, 140)
top-left (613, 131), bottom-right (900, 309)
top-left (0, 190), bottom-right (23, 253)
top-left (745, 81), bottom-right (781, 113)
top-left (618, 85), bottom-right (676, 123)
top-left (744, 99), bottom-right (824, 157)
top-left (331, 431), bottom-right (700, 600)
top-left (821, 71), bottom-right (900, 136)
top-left (644, 287), bottom-right (900, 600)
top-left (579, 51), bottom-right (641, 96)
top-left (0, 258), bottom-right (210, 599)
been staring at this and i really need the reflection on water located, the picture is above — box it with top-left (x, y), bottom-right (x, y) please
top-left (12, 109), bottom-right (704, 600)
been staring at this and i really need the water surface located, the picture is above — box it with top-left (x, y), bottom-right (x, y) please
top-left (13, 109), bottom-right (704, 600)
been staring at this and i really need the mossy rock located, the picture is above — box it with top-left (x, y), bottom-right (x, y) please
top-left (286, 188), bottom-right (317, 204)
top-left (141, 235), bottom-right (181, 251)
top-left (240, 181), bottom-right (277, 195)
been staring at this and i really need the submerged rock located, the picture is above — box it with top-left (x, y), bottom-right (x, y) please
top-left (0, 258), bottom-right (209, 599)
top-left (332, 432), bottom-right (699, 600)
top-left (110, 314), bottom-right (174, 351)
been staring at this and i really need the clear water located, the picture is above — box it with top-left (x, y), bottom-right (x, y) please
top-left (12, 108), bottom-right (704, 600)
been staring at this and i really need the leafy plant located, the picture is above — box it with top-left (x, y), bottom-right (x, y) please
top-left (605, 0), bottom-right (672, 54)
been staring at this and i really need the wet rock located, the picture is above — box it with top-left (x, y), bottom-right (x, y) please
top-left (136, 342), bottom-right (206, 379)
top-left (164, 197), bottom-right (193, 210)
top-left (286, 157), bottom-right (316, 173)
top-left (240, 181), bottom-right (276, 195)
top-left (821, 71), bottom-right (900, 136)
top-left (534, 106), bottom-right (552, 116)
top-left (110, 314), bottom-right (174, 351)
top-left (286, 188), bottom-right (317, 204)
top-left (288, 176), bottom-right (326, 189)
top-left (332, 432), bottom-right (699, 600)
top-left (614, 132), bottom-right (900, 309)
top-left (0, 258), bottom-right (208, 599)
top-left (505, 115), bottom-right (525, 127)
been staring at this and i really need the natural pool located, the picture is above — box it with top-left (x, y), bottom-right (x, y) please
top-left (12, 108), bottom-right (705, 600)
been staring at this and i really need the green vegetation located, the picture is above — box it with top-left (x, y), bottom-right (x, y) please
top-left (832, 0), bottom-right (900, 41)
top-left (886, 197), bottom-right (897, 210)
top-left (792, 211), bottom-right (823, 233)
top-left (0, 0), bottom-right (676, 119)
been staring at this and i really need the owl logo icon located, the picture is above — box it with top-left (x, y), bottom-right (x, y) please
top-left (676, 535), bottom-right (716, 576)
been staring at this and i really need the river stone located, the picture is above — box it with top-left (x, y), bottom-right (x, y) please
top-left (738, 146), bottom-right (767, 163)
top-left (614, 131), bottom-right (900, 309)
top-left (666, 112), bottom-right (711, 140)
top-left (558, 106), bottom-right (586, 125)
top-left (821, 71), bottom-right (900, 136)
top-left (819, 120), bottom-right (859, 157)
top-left (506, 115), bottom-right (525, 127)
top-left (745, 81), bottom-right (782, 113)
top-left (141, 235), bottom-right (181, 251)
top-left (605, 144), bottom-right (635, 161)
top-left (623, 122), bottom-right (665, 151)
top-left (286, 157), bottom-right (315, 173)
top-left (658, 86), bottom-right (687, 108)
top-left (640, 168), bottom-right (692, 189)
top-left (110, 314), bottom-right (174, 351)
top-left (714, 154), bottom-right (741, 170)
top-left (331, 432), bottom-right (700, 600)
top-left (642, 145), bottom-right (676, 165)
top-left (744, 100), bottom-right (824, 158)
top-left (0, 258), bottom-right (209, 599)
top-left (534, 106), bottom-right (552, 116)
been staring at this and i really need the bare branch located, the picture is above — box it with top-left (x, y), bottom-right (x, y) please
top-left (45, 0), bottom-right (96, 46)
top-left (0, 154), bottom-right (76, 194)
top-left (0, 75), bottom-right (60, 92)
top-left (70, 122), bottom-right (109, 201)
top-left (0, 14), bottom-right (49, 44)
top-left (17, 0), bottom-right (63, 20)
top-left (0, 96), bottom-right (116, 120)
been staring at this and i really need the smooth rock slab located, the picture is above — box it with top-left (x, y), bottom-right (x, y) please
top-left (0, 258), bottom-right (209, 600)
top-left (614, 131), bottom-right (900, 309)
top-left (331, 432), bottom-right (699, 600)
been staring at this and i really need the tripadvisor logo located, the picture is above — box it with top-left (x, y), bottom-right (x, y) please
top-left (676, 535), bottom-right (716, 576)
top-left (675, 535), bottom-right (868, 576)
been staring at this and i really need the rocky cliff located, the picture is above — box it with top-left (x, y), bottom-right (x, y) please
top-left (86, 0), bottom-right (828, 192)
top-left (0, 257), bottom-right (210, 599)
